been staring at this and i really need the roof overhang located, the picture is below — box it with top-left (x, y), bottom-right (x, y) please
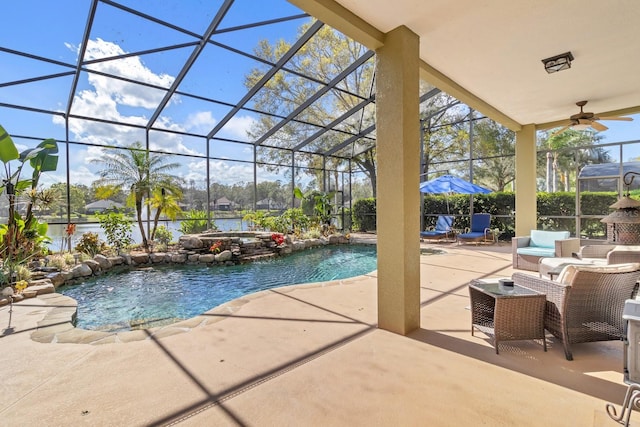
top-left (289, 0), bottom-right (640, 132)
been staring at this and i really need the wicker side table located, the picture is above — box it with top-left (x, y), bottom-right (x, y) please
top-left (469, 280), bottom-right (547, 354)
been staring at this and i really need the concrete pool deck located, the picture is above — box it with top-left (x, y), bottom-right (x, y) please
top-left (0, 236), bottom-right (635, 426)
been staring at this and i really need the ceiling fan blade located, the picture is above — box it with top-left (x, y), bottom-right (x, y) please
top-left (591, 121), bottom-right (608, 132)
top-left (597, 116), bottom-right (634, 122)
top-left (551, 125), bottom-right (571, 137)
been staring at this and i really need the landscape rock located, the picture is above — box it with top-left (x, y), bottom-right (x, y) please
top-left (26, 283), bottom-right (54, 295)
top-left (61, 270), bottom-right (75, 282)
top-left (108, 256), bottom-right (124, 265)
top-left (150, 253), bottom-right (166, 263)
top-left (199, 254), bottom-right (215, 263)
top-left (130, 253), bottom-right (149, 265)
top-left (83, 259), bottom-right (101, 273)
top-left (47, 272), bottom-right (67, 287)
top-left (179, 235), bottom-right (204, 250)
top-left (171, 253), bottom-right (187, 263)
top-left (94, 254), bottom-right (113, 269)
top-left (215, 250), bottom-right (233, 262)
top-left (292, 241), bottom-right (306, 251)
top-left (71, 263), bottom-right (93, 278)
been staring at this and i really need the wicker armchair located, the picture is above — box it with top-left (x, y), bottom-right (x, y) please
top-left (512, 263), bottom-right (640, 360)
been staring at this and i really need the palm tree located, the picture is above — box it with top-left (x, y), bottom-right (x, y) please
top-left (540, 130), bottom-right (604, 191)
top-left (147, 187), bottom-right (183, 242)
top-left (92, 142), bottom-right (183, 250)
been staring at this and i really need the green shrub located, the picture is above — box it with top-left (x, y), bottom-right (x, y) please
top-left (154, 225), bottom-right (173, 245)
top-left (242, 210), bottom-right (270, 230)
top-left (75, 232), bottom-right (107, 256)
top-left (98, 212), bottom-right (134, 254)
top-left (281, 208), bottom-right (310, 235)
top-left (352, 198), bottom-right (376, 232)
top-left (179, 210), bottom-right (212, 234)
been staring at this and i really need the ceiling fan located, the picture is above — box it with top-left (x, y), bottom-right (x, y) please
top-left (551, 100), bottom-right (633, 136)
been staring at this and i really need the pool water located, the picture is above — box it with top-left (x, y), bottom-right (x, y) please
top-left (59, 244), bottom-right (377, 332)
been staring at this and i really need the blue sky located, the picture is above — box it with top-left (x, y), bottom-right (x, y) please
top-left (1, 0), bottom-right (639, 191)
top-left (1, 0), bottom-right (314, 189)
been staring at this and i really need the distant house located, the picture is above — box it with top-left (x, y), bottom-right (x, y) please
top-left (85, 199), bottom-right (125, 214)
top-left (256, 198), bottom-right (286, 210)
top-left (213, 197), bottom-right (234, 211)
top-left (578, 161), bottom-right (640, 192)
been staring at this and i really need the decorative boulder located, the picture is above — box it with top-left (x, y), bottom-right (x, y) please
top-left (215, 250), bottom-right (233, 262)
top-left (108, 256), bottom-right (125, 265)
top-left (150, 253), bottom-right (166, 263)
top-left (47, 272), bottom-right (67, 287)
top-left (171, 253), bottom-right (187, 263)
top-left (199, 254), bottom-right (216, 263)
top-left (83, 259), bottom-right (101, 273)
top-left (179, 235), bottom-right (204, 250)
top-left (130, 253), bottom-right (150, 265)
top-left (292, 241), bottom-right (306, 251)
top-left (71, 263), bottom-right (93, 278)
top-left (94, 254), bottom-right (113, 270)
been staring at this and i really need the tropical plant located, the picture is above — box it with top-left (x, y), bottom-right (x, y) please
top-left (75, 232), bottom-right (108, 256)
top-left (92, 142), bottom-right (183, 251)
top-left (179, 209), bottom-right (212, 234)
top-left (280, 208), bottom-right (310, 236)
top-left (242, 210), bottom-right (271, 230)
top-left (153, 225), bottom-right (173, 246)
top-left (0, 124), bottom-right (58, 286)
top-left (98, 212), bottom-right (134, 255)
top-left (294, 187), bottom-right (334, 228)
top-left (147, 187), bottom-right (183, 242)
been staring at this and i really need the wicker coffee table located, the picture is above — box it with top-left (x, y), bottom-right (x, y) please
top-left (469, 279), bottom-right (547, 354)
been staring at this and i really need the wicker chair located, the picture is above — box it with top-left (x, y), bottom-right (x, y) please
top-left (512, 263), bottom-right (640, 360)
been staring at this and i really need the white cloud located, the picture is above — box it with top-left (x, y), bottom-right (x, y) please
top-left (58, 39), bottom-right (199, 156)
top-left (209, 160), bottom-right (254, 184)
top-left (185, 111), bottom-right (216, 133)
top-left (219, 115), bottom-right (256, 141)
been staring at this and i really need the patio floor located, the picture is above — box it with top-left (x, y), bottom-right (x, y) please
top-left (0, 236), bottom-right (636, 426)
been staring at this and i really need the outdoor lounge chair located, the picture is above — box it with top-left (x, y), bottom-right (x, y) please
top-left (512, 263), bottom-right (640, 360)
top-left (512, 230), bottom-right (580, 271)
top-left (457, 213), bottom-right (494, 244)
top-left (420, 215), bottom-right (455, 242)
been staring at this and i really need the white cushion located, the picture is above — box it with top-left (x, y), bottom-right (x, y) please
top-left (529, 230), bottom-right (570, 248)
top-left (557, 262), bottom-right (640, 284)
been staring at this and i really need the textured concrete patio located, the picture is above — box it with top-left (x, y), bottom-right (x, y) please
top-left (0, 238), bottom-right (636, 426)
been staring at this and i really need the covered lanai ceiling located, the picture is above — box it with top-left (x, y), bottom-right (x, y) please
top-left (292, 0), bottom-right (640, 131)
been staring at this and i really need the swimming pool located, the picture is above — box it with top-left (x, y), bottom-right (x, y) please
top-left (59, 244), bottom-right (377, 332)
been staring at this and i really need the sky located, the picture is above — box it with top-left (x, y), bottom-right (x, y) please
top-left (1, 0), bottom-right (639, 191)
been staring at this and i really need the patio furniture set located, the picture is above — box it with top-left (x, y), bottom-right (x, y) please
top-left (421, 213), bottom-right (497, 244)
top-left (468, 229), bottom-right (640, 361)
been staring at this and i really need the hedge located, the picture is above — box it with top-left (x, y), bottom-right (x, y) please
top-left (351, 191), bottom-right (620, 239)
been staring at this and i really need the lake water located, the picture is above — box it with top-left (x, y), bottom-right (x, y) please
top-left (47, 218), bottom-right (247, 251)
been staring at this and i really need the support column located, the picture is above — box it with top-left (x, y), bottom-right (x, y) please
top-left (375, 26), bottom-right (420, 335)
top-left (515, 124), bottom-right (537, 235)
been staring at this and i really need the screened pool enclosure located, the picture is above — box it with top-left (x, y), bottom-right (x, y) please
top-left (2, 0), bottom-right (639, 246)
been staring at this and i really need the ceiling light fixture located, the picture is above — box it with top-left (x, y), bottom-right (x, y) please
top-left (541, 51), bottom-right (574, 74)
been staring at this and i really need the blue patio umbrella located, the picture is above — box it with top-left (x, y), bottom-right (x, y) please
top-left (419, 175), bottom-right (491, 214)
top-left (419, 175), bottom-right (491, 195)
